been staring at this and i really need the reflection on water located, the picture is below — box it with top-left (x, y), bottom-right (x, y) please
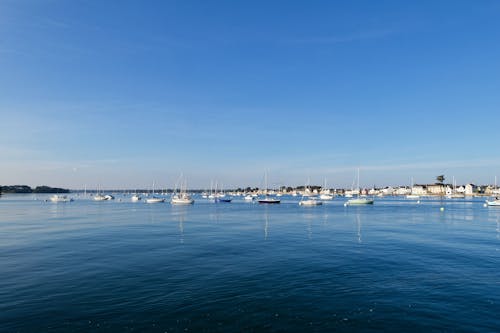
top-left (171, 206), bottom-right (187, 244)
top-left (263, 207), bottom-right (269, 240)
top-left (356, 213), bottom-right (362, 243)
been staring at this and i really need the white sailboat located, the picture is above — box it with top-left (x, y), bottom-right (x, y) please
top-left (258, 171), bottom-right (280, 204)
top-left (171, 175), bottom-right (194, 205)
top-left (299, 196), bottom-right (323, 206)
top-left (346, 168), bottom-right (374, 205)
top-left (406, 177), bottom-right (420, 200)
top-left (146, 182), bottom-right (165, 203)
top-left (299, 180), bottom-right (322, 206)
top-left (94, 185), bottom-right (110, 201)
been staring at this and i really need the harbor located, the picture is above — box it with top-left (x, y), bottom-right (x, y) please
top-left (1, 193), bottom-right (499, 332)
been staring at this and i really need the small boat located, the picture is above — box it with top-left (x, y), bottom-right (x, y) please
top-left (131, 194), bottom-right (141, 202)
top-left (94, 194), bottom-right (108, 201)
top-left (345, 168), bottom-right (374, 206)
top-left (319, 193), bottom-right (334, 200)
top-left (319, 179), bottom-right (334, 200)
top-left (299, 197), bottom-right (323, 206)
top-left (258, 196), bottom-right (281, 204)
top-left (346, 198), bottom-right (374, 205)
top-left (485, 198), bottom-right (500, 206)
top-left (146, 197), bottom-right (165, 203)
top-left (50, 194), bottom-right (73, 202)
top-left (244, 195), bottom-right (254, 201)
top-left (258, 171), bottom-right (280, 204)
top-left (146, 181), bottom-right (164, 203)
top-left (171, 193), bottom-right (194, 205)
top-left (171, 175), bottom-right (194, 205)
top-left (216, 198), bottom-right (232, 203)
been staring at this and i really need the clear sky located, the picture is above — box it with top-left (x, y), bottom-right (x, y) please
top-left (1, 0), bottom-right (500, 190)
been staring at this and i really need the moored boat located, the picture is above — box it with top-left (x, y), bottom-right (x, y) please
top-left (345, 168), bottom-right (375, 206)
top-left (346, 198), bottom-right (374, 205)
top-left (319, 193), bottom-right (333, 200)
top-left (485, 198), bottom-right (500, 206)
top-left (299, 197), bottom-right (323, 206)
top-left (50, 194), bottom-right (73, 202)
top-left (146, 197), bottom-right (165, 203)
top-left (171, 193), bottom-right (194, 205)
top-left (258, 196), bottom-right (281, 204)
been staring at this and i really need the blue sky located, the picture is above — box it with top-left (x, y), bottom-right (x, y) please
top-left (1, 0), bottom-right (500, 189)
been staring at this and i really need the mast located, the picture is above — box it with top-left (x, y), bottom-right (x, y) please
top-left (357, 168), bottom-right (360, 196)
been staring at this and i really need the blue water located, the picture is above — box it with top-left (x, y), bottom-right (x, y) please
top-left (1, 194), bottom-right (499, 332)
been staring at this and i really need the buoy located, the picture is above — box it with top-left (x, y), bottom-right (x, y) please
top-left (440, 207), bottom-right (445, 211)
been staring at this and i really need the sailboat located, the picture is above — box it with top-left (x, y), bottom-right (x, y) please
top-left (171, 175), bottom-right (194, 205)
top-left (299, 195), bottom-right (322, 206)
top-left (319, 178), bottom-right (334, 200)
top-left (258, 171), bottom-right (280, 204)
top-left (447, 176), bottom-right (465, 199)
top-left (146, 181), bottom-right (165, 203)
top-left (484, 176), bottom-right (500, 206)
top-left (345, 168), bottom-right (374, 205)
top-left (94, 185), bottom-right (110, 201)
top-left (299, 179), bottom-right (322, 206)
top-left (406, 177), bottom-right (420, 200)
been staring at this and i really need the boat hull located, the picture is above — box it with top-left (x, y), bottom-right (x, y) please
top-left (346, 198), bottom-right (374, 205)
top-left (146, 198), bottom-right (165, 203)
top-left (258, 199), bottom-right (280, 204)
top-left (299, 200), bottom-right (322, 206)
top-left (171, 198), bottom-right (194, 205)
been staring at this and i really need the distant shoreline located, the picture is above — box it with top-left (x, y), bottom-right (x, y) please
top-left (0, 185), bottom-right (70, 194)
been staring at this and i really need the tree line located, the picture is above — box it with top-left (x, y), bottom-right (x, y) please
top-left (0, 185), bottom-right (70, 193)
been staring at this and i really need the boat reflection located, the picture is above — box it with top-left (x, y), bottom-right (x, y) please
top-left (356, 213), bottom-right (362, 243)
top-left (171, 205), bottom-right (187, 243)
top-left (263, 206), bottom-right (269, 240)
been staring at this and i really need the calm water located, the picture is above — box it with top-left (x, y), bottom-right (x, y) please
top-left (1, 194), bottom-right (499, 332)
